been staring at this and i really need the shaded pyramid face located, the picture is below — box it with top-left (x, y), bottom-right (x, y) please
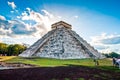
top-left (19, 21), bottom-right (103, 59)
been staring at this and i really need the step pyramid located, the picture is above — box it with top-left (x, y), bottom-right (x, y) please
top-left (19, 21), bottom-right (103, 59)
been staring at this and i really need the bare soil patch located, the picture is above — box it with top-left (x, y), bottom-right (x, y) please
top-left (0, 65), bottom-right (120, 80)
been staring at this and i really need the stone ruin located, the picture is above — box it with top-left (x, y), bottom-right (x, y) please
top-left (19, 21), bottom-right (103, 59)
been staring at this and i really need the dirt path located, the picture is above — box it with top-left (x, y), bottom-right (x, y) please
top-left (0, 56), bottom-right (16, 61)
top-left (0, 65), bottom-right (120, 80)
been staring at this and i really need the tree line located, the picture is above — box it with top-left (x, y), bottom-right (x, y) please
top-left (103, 52), bottom-right (120, 58)
top-left (0, 42), bottom-right (120, 57)
top-left (0, 43), bottom-right (27, 56)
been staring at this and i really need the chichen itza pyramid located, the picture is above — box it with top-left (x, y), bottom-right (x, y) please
top-left (19, 21), bottom-right (103, 59)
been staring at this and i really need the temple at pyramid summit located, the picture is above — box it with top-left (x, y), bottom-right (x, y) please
top-left (19, 21), bottom-right (104, 59)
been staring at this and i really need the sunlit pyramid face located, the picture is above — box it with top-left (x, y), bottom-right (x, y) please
top-left (19, 21), bottom-right (104, 59)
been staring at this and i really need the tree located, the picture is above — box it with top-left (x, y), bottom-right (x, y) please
top-left (109, 52), bottom-right (120, 58)
top-left (103, 52), bottom-right (120, 58)
top-left (103, 54), bottom-right (110, 58)
top-left (0, 43), bottom-right (27, 56)
top-left (0, 43), bottom-right (8, 56)
top-left (7, 44), bottom-right (14, 56)
top-left (7, 44), bottom-right (27, 56)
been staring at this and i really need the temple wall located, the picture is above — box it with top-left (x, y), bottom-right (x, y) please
top-left (35, 28), bottom-right (90, 59)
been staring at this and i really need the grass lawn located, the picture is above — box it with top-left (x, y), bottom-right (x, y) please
top-left (0, 56), bottom-right (120, 80)
top-left (1, 56), bottom-right (120, 72)
top-left (0, 56), bottom-right (16, 61)
top-left (5, 57), bottom-right (97, 67)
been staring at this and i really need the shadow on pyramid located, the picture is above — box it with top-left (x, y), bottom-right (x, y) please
top-left (19, 21), bottom-right (104, 59)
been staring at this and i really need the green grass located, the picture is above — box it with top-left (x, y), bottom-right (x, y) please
top-left (5, 57), bottom-right (97, 67)
top-left (64, 78), bottom-right (70, 80)
top-left (77, 78), bottom-right (85, 80)
top-left (0, 56), bottom-right (16, 61)
top-left (4, 57), bottom-right (120, 72)
top-left (51, 78), bottom-right (85, 80)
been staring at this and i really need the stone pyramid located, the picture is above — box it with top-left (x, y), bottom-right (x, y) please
top-left (19, 21), bottom-right (103, 59)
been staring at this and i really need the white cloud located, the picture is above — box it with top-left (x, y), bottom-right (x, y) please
top-left (0, 9), bottom-right (61, 38)
top-left (0, 16), bottom-right (35, 38)
top-left (98, 45), bottom-right (120, 54)
top-left (8, 1), bottom-right (16, 9)
top-left (26, 7), bottom-right (31, 12)
top-left (90, 33), bottom-right (120, 53)
top-left (74, 16), bottom-right (78, 18)
top-left (9, 20), bottom-right (36, 35)
top-left (21, 10), bottom-right (43, 22)
top-left (18, 8), bottom-right (61, 31)
top-left (41, 9), bottom-right (54, 19)
top-left (91, 33), bottom-right (120, 45)
top-left (57, 16), bottom-right (62, 19)
top-left (0, 8), bottom-right (62, 45)
top-left (10, 11), bottom-right (14, 13)
top-left (17, 16), bottom-right (20, 19)
top-left (10, 10), bottom-right (18, 13)
top-left (0, 27), bottom-right (12, 36)
top-left (1, 37), bottom-right (38, 45)
top-left (0, 15), bottom-right (6, 20)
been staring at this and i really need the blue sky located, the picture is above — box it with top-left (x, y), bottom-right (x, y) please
top-left (0, 0), bottom-right (120, 53)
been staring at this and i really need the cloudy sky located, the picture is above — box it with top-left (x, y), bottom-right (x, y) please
top-left (0, 0), bottom-right (120, 53)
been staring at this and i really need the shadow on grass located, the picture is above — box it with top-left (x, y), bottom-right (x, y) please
top-left (0, 64), bottom-right (120, 80)
top-left (97, 66), bottom-right (120, 72)
top-left (64, 64), bottom-right (120, 72)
